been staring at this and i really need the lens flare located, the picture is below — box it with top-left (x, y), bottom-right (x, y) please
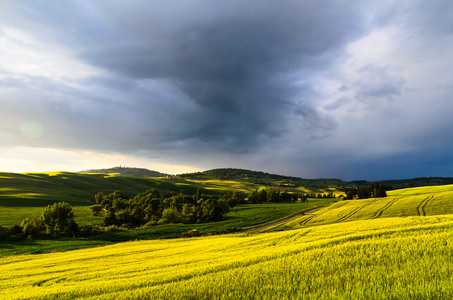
top-left (20, 121), bottom-right (44, 139)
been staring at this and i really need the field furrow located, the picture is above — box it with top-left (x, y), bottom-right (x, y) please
top-left (417, 195), bottom-right (433, 216)
top-left (371, 198), bottom-right (400, 219)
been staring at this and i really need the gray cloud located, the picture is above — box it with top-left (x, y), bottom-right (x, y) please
top-left (2, 0), bottom-right (453, 180)
top-left (2, 0), bottom-right (368, 153)
top-left (354, 65), bottom-right (405, 103)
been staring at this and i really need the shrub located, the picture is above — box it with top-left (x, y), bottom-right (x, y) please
top-left (41, 202), bottom-right (77, 236)
top-left (181, 229), bottom-right (203, 238)
top-left (21, 217), bottom-right (44, 239)
top-left (89, 204), bottom-right (104, 216)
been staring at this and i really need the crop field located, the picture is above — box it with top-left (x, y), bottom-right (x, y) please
top-left (1, 215), bottom-right (452, 299)
top-left (287, 184), bottom-right (453, 228)
top-left (1, 180), bottom-right (453, 298)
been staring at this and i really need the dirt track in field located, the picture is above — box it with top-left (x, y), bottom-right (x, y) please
top-left (236, 206), bottom-right (324, 233)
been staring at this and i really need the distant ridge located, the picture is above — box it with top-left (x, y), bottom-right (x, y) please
top-left (80, 166), bottom-right (168, 178)
top-left (179, 168), bottom-right (453, 188)
top-left (178, 168), bottom-right (345, 187)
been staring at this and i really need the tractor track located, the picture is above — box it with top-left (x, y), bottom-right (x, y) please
top-left (236, 206), bottom-right (324, 233)
top-left (336, 201), bottom-right (374, 223)
top-left (371, 198), bottom-right (400, 219)
top-left (417, 195), bottom-right (433, 216)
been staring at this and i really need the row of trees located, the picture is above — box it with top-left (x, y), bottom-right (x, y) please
top-left (247, 188), bottom-right (307, 203)
top-left (343, 184), bottom-right (389, 200)
top-left (93, 189), bottom-right (244, 228)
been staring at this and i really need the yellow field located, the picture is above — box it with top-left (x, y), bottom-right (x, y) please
top-left (1, 214), bottom-right (453, 299)
top-left (288, 184), bottom-right (453, 228)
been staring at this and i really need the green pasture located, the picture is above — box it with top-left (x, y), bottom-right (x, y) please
top-left (179, 178), bottom-right (266, 193)
top-left (0, 171), bottom-right (340, 226)
top-left (286, 184), bottom-right (453, 228)
top-left (0, 199), bottom-right (333, 256)
top-left (0, 172), bottom-right (202, 226)
top-left (177, 178), bottom-right (343, 195)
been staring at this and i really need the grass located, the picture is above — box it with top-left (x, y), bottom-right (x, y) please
top-left (0, 199), bottom-right (333, 256)
top-left (173, 178), bottom-right (343, 195)
top-left (0, 172), bottom-right (205, 226)
top-left (0, 170), bottom-right (340, 227)
top-left (1, 215), bottom-right (452, 299)
top-left (285, 184), bottom-right (453, 228)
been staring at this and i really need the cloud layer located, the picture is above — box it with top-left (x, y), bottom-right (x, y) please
top-left (1, 0), bottom-right (453, 180)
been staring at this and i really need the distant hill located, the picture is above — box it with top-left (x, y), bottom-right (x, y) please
top-left (80, 166), bottom-right (168, 178)
top-left (179, 168), bottom-right (453, 189)
top-left (179, 168), bottom-right (345, 187)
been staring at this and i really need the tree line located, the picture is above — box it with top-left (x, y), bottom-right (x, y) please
top-left (343, 183), bottom-right (389, 200)
top-left (95, 188), bottom-right (244, 228)
top-left (0, 186), bottom-right (336, 241)
top-left (0, 188), bottom-right (246, 240)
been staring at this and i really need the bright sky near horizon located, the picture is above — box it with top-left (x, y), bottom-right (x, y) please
top-left (1, 1), bottom-right (453, 180)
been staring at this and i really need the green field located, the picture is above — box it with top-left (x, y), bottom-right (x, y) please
top-left (0, 171), bottom-right (341, 226)
top-left (285, 184), bottom-right (453, 228)
top-left (0, 172), bottom-right (208, 226)
top-left (176, 178), bottom-right (341, 195)
top-left (0, 199), bottom-right (332, 256)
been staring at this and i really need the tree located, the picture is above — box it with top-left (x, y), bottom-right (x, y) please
top-left (41, 202), bottom-right (77, 236)
top-left (159, 207), bottom-right (181, 224)
top-left (257, 189), bottom-right (267, 203)
top-left (94, 192), bottom-right (104, 204)
top-left (21, 217), bottom-right (44, 238)
top-left (247, 190), bottom-right (259, 204)
top-left (103, 208), bottom-right (117, 226)
top-left (89, 204), bottom-right (104, 216)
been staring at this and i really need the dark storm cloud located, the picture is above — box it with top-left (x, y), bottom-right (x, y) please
top-left (63, 0), bottom-right (369, 152)
top-left (3, 0), bottom-right (369, 153)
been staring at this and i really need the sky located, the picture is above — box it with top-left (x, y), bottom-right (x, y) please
top-left (1, 0), bottom-right (453, 181)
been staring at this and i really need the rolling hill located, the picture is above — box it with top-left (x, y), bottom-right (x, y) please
top-left (0, 172), bottom-right (198, 226)
top-left (283, 184), bottom-right (453, 229)
top-left (79, 166), bottom-right (168, 178)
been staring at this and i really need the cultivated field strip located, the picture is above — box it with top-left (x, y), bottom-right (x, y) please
top-left (1, 216), bottom-right (453, 299)
top-left (287, 185), bottom-right (453, 228)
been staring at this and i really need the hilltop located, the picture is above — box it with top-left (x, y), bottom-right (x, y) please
top-left (181, 168), bottom-right (453, 188)
top-left (179, 168), bottom-right (345, 187)
top-left (80, 166), bottom-right (168, 178)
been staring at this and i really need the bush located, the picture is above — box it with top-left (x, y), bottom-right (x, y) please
top-left (21, 217), bottom-right (45, 239)
top-left (0, 225), bottom-right (11, 240)
top-left (103, 225), bottom-right (125, 233)
top-left (10, 224), bottom-right (23, 235)
top-left (181, 229), bottom-right (203, 238)
top-left (143, 220), bottom-right (157, 228)
top-left (41, 202), bottom-right (77, 236)
top-left (78, 224), bottom-right (102, 237)
top-left (89, 204), bottom-right (104, 216)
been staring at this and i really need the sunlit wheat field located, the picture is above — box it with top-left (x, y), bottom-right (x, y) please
top-left (287, 184), bottom-right (453, 228)
top-left (1, 215), bottom-right (453, 299)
